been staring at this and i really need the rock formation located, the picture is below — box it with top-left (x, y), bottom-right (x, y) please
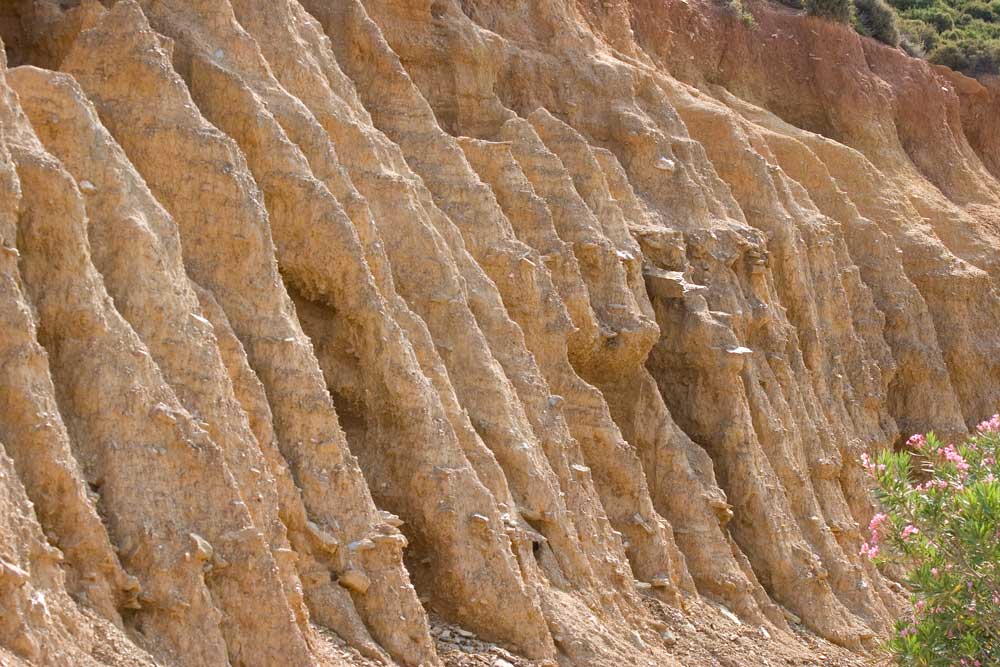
top-left (0, 0), bottom-right (997, 665)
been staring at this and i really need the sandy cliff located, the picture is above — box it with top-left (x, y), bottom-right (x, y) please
top-left (0, 0), bottom-right (997, 665)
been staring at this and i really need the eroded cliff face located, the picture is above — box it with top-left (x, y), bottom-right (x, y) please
top-left (0, 0), bottom-right (997, 665)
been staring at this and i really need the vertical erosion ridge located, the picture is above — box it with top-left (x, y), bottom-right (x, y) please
top-left (0, 0), bottom-right (997, 665)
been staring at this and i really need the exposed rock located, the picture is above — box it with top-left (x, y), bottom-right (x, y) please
top-left (0, 0), bottom-right (997, 666)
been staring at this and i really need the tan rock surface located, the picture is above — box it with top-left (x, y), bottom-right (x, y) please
top-left (0, 0), bottom-right (997, 665)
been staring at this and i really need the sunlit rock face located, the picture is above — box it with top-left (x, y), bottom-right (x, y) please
top-left (0, 1), bottom-right (997, 665)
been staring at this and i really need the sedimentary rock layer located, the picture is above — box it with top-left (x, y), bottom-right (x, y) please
top-left (0, 0), bottom-right (997, 665)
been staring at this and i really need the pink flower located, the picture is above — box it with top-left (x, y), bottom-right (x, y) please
top-left (931, 567), bottom-right (939, 576)
top-left (901, 524), bottom-right (919, 540)
top-left (977, 414), bottom-right (1000, 433)
top-left (936, 444), bottom-right (970, 473)
top-left (907, 433), bottom-right (927, 448)
top-left (860, 452), bottom-right (883, 474)
top-left (863, 513), bottom-right (888, 552)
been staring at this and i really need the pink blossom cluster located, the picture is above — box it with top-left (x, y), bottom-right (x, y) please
top-left (977, 414), bottom-right (1000, 433)
top-left (938, 444), bottom-right (970, 473)
top-left (860, 512), bottom-right (888, 559)
top-left (907, 433), bottom-right (927, 448)
top-left (860, 452), bottom-right (885, 474)
top-left (915, 478), bottom-right (950, 493)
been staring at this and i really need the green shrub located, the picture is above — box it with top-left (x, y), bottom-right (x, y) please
top-left (931, 39), bottom-right (973, 67)
top-left (862, 417), bottom-right (1000, 666)
top-left (930, 37), bottom-right (1000, 73)
top-left (773, 0), bottom-right (1000, 76)
top-left (720, 0), bottom-right (758, 26)
top-left (901, 34), bottom-right (928, 53)
top-left (856, 0), bottom-right (903, 43)
top-left (901, 17), bottom-right (941, 48)
top-left (883, 0), bottom-right (1000, 75)
top-left (893, 0), bottom-right (936, 10)
top-left (907, 6), bottom-right (957, 32)
top-left (965, 1), bottom-right (998, 20)
top-left (807, 0), bottom-right (855, 22)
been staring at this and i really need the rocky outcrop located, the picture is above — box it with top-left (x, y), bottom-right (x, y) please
top-left (0, 0), bottom-right (997, 665)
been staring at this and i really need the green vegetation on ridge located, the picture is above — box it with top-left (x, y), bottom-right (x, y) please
top-left (779, 0), bottom-right (1000, 76)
